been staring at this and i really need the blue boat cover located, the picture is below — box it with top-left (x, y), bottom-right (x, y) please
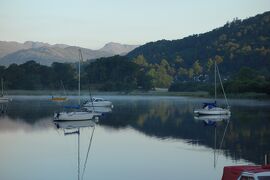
top-left (203, 102), bottom-right (217, 109)
top-left (64, 105), bottom-right (80, 109)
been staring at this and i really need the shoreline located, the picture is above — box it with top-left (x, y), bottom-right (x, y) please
top-left (4, 90), bottom-right (270, 99)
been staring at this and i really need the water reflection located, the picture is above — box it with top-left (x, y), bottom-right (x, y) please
top-left (0, 102), bottom-right (8, 115)
top-left (195, 115), bottom-right (230, 168)
top-left (0, 96), bottom-right (270, 166)
top-left (54, 120), bottom-right (96, 180)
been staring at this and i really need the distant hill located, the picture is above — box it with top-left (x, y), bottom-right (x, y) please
top-left (0, 41), bottom-right (138, 66)
top-left (99, 42), bottom-right (139, 55)
top-left (127, 11), bottom-right (270, 75)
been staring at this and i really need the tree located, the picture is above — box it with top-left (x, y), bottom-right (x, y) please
top-left (207, 58), bottom-right (213, 72)
top-left (188, 68), bottom-right (194, 79)
top-left (214, 55), bottom-right (223, 64)
top-left (193, 60), bottom-right (203, 75)
top-left (133, 55), bottom-right (148, 67)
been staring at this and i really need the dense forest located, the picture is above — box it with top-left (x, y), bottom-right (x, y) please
top-left (128, 11), bottom-right (270, 82)
top-left (0, 57), bottom-right (153, 91)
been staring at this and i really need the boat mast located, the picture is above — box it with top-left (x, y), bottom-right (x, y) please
top-left (1, 78), bottom-right (3, 96)
top-left (78, 49), bottom-right (82, 105)
top-left (214, 60), bottom-right (217, 103)
top-left (216, 64), bottom-right (229, 108)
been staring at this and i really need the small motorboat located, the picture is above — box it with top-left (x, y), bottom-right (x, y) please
top-left (222, 164), bottom-right (270, 180)
top-left (83, 97), bottom-right (113, 107)
top-left (51, 96), bottom-right (68, 102)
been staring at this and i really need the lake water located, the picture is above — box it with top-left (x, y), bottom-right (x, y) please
top-left (0, 95), bottom-right (270, 180)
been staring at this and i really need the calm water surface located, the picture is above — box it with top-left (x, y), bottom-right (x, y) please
top-left (0, 95), bottom-right (270, 180)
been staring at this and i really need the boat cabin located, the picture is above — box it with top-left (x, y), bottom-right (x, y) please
top-left (222, 165), bottom-right (270, 180)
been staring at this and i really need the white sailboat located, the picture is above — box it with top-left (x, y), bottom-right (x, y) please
top-left (54, 49), bottom-right (101, 121)
top-left (0, 78), bottom-right (12, 103)
top-left (194, 60), bottom-right (231, 115)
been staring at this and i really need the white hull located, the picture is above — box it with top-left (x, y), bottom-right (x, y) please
top-left (54, 111), bottom-right (101, 121)
top-left (84, 101), bottom-right (112, 107)
top-left (0, 97), bottom-right (12, 103)
top-left (194, 114), bottom-right (231, 121)
top-left (194, 107), bottom-right (231, 115)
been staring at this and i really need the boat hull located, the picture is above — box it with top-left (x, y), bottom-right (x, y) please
top-left (54, 111), bottom-right (101, 121)
top-left (194, 114), bottom-right (231, 121)
top-left (194, 107), bottom-right (231, 115)
top-left (0, 97), bottom-right (12, 103)
top-left (51, 97), bottom-right (68, 102)
top-left (83, 101), bottom-right (112, 107)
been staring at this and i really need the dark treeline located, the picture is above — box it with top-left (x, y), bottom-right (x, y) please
top-left (0, 56), bottom-right (154, 91)
top-left (1, 57), bottom-right (270, 94)
top-left (0, 61), bottom-right (77, 90)
top-left (169, 67), bottom-right (270, 94)
top-left (84, 56), bottom-right (153, 91)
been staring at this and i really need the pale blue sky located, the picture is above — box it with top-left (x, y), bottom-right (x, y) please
top-left (0, 0), bottom-right (269, 49)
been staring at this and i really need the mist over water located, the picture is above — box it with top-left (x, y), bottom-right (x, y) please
top-left (0, 95), bottom-right (269, 180)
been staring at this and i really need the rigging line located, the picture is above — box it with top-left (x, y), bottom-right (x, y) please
top-left (216, 64), bottom-right (229, 108)
top-left (214, 126), bottom-right (217, 168)
top-left (78, 128), bottom-right (80, 180)
top-left (81, 125), bottom-right (96, 180)
top-left (215, 61), bottom-right (217, 102)
top-left (88, 85), bottom-right (95, 112)
top-left (61, 80), bottom-right (67, 96)
top-left (216, 119), bottom-right (230, 164)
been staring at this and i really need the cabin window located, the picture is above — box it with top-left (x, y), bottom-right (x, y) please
top-left (258, 176), bottom-right (270, 180)
top-left (240, 176), bottom-right (255, 180)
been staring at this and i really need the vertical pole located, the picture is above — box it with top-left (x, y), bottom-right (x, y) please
top-left (78, 129), bottom-right (80, 180)
top-left (78, 49), bottom-right (81, 106)
top-left (214, 126), bottom-right (216, 168)
top-left (1, 78), bottom-right (3, 96)
top-left (214, 60), bottom-right (217, 103)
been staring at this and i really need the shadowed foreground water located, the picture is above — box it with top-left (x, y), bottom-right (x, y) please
top-left (0, 95), bottom-right (269, 180)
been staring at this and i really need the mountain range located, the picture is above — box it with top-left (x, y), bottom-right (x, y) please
top-left (0, 41), bottom-right (139, 66)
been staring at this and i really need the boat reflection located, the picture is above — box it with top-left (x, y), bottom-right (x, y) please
top-left (194, 114), bottom-right (230, 126)
top-left (195, 114), bottom-right (231, 168)
top-left (54, 119), bottom-right (97, 180)
top-left (0, 102), bottom-right (8, 116)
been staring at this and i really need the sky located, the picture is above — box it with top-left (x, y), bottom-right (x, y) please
top-left (0, 0), bottom-right (269, 49)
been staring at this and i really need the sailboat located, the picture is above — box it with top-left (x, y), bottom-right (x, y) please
top-left (0, 78), bottom-right (12, 103)
top-left (194, 60), bottom-right (231, 115)
top-left (54, 119), bottom-right (96, 180)
top-left (54, 49), bottom-right (101, 121)
top-left (51, 80), bottom-right (68, 102)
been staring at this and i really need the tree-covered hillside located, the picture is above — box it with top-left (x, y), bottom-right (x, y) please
top-left (127, 11), bottom-right (270, 76)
